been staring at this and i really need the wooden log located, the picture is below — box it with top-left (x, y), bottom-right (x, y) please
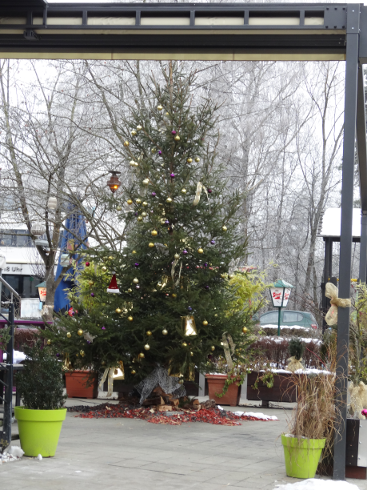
top-left (156, 404), bottom-right (173, 412)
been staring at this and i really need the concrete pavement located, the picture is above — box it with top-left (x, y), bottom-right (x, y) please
top-left (1, 398), bottom-right (367, 490)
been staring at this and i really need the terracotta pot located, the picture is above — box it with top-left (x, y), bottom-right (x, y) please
top-left (65, 371), bottom-right (98, 399)
top-left (205, 374), bottom-right (240, 406)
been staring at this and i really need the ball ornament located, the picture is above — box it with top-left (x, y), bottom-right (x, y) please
top-left (128, 316), bottom-right (133, 322)
top-left (77, 329), bottom-right (83, 336)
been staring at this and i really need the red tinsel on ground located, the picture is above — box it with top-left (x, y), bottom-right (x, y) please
top-left (69, 404), bottom-right (275, 426)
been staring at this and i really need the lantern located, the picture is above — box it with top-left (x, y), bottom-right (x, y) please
top-left (37, 281), bottom-right (47, 302)
top-left (31, 222), bottom-right (46, 237)
top-left (47, 197), bottom-right (57, 210)
top-left (107, 171), bottom-right (121, 193)
top-left (269, 280), bottom-right (294, 336)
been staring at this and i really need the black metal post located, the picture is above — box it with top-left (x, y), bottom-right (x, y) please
top-left (277, 307), bottom-right (281, 337)
top-left (360, 212), bottom-right (367, 282)
top-left (2, 302), bottom-right (14, 450)
top-left (333, 5), bottom-right (360, 481)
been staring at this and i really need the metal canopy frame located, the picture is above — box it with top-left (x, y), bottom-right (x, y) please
top-left (0, 1), bottom-right (366, 480)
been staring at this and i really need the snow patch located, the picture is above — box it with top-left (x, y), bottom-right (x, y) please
top-left (1, 446), bottom-right (24, 463)
top-left (274, 479), bottom-right (360, 490)
top-left (234, 411), bottom-right (278, 421)
top-left (261, 325), bottom-right (308, 331)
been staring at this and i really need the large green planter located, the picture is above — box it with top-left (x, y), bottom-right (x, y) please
top-left (281, 434), bottom-right (326, 479)
top-left (15, 406), bottom-right (67, 457)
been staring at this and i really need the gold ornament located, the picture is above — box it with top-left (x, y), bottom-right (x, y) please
top-left (116, 205), bottom-right (122, 211)
top-left (178, 379), bottom-right (184, 384)
top-left (211, 346), bottom-right (215, 351)
top-left (160, 219), bottom-right (165, 225)
top-left (165, 112), bottom-right (169, 116)
top-left (143, 178), bottom-right (150, 185)
top-left (124, 141), bottom-right (129, 147)
top-left (132, 250), bottom-right (137, 254)
top-left (47, 339), bottom-right (51, 345)
top-left (187, 158), bottom-right (193, 163)
top-left (80, 350), bottom-right (85, 357)
top-left (77, 329), bottom-right (83, 336)
top-left (151, 230), bottom-right (158, 236)
top-left (142, 201), bottom-right (148, 206)
top-left (181, 188), bottom-right (187, 194)
top-left (151, 148), bottom-right (157, 154)
top-left (127, 199), bottom-right (133, 205)
top-left (136, 199), bottom-right (142, 204)
top-left (166, 197), bottom-right (172, 203)
top-left (131, 369), bottom-right (136, 375)
top-left (242, 327), bottom-right (248, 334)
top-left (133, 278), bottom-right (139, 284)
top-left (137, 216), bottom-right (143, 222)
top-left (198, 248), bottom-right (204, 254)
top-left (102, 266), bottom-right (107, 271)
top-left (116, 308), bottom-right (122, 314)
top-left (137, 125), bottom-right (143, 131)
top-left (172, 293), bottom-right (177, 298)
top-left (138, 352), bottom-right (145, 359)
top-left (220, 273), bottom-right (227, 279)
top-left (190, 352), bottom-right (194, 357)
top-left (146, 331), bottom-right (152, 336)
top-left (182, 315), bottom-right (197, 336)
top-left (67, 332), bottom-right (71, 338)
top-left (174, 135), bottom-right (180, 141)
top-left (128, 316), bottom-right (133, 322)
top-left (195, 157), bottom-right (200, 162)
top-left (174, 253), bottom-right (180, 259)
top-left (162, 329), bottom-right (168, 335)
top-left (88, 281), bottom-right (94, 286)
top-left (148, 242), bottom-right (155, 248)
top-left (127, 288), bottom-right (132, 293)
top-left (222, 225), bottom-right (227, 231)
top-left (228, 274), bottom-right (235, 280)
top-left (144, 344), bottom-right (150, 351)
top-left (157, 104), bottom-right (163, 111)
top-left (141, 212), bottom-right (147, 217)
top-left (129, 160), bottom-right (136, 167)
top-left (202, 320), bottom-right (208, 326)
top-left (131, 130), bottom-right (137, 136)
top-left (182, 342), bottom-right (187, 347)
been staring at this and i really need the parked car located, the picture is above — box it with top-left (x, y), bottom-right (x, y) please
top-left (259, 310), bottom-right (318, 330)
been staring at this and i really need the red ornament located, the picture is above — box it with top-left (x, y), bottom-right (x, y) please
top-left (85, 262), bottom-right (90, 267)
top-left (107, 274), bottom-right (120, 294)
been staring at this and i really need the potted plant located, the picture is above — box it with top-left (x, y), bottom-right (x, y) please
top-left (14, 342), bottom-right (67, 457)
top-left (281, 369), bottom-right (336, 479)
top-left (64, 369), bottom-right (98, 399)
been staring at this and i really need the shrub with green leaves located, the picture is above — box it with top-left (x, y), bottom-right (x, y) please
top-left (289, 337), bottom-right (305, 361)
top-left (16, 342), bottom-right (66, 410)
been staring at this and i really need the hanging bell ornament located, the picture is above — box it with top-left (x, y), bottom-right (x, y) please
top-left (190, 351), bottom-right (194, 357)
top-left (162, 329), bottom-right (168, 335)
top-left (133, 278), bottom-right (139, 284)
top-left (144, 344), bottom-right (150, 351)
top-left (187, 158), bottom-right (193, 163)
top-left (174, 135), bottom-right (180, 141)
top-left (222, 225), bottom-right (228, 231)
top-left (202, 320), bottom-right (208, 326)
top-left (242, 327), bottom-right (248, 334)
top-left (124, 141), bottom-right (129, 147)
top-left (195, 157), bottom-right (200, 162)
top-left (157, 105), bottom-right (163, 111)
top-left (137, 125), bottom-right (143, 131)
top-left (128, 316), bottom-right (134, 321)
top-left (131, 130), bottom-right (137, 136)
top-left (148, 242), bottom-right (155, 248)
top-left (151, 230), bottom-right (158, 236)
top-left (181, 189), bottom-right (187, 194)
top-left (67, 332), bottom-right (71, 338)
top-left (77, 329), bottom-right (83, 336)
top-left (198, 248), bottom-right (204, 254)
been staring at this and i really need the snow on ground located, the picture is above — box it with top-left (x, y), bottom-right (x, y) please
top-left (274, 479), bottom-right (360, 490)
top-left (217, 405), bottom-right (278, 421)
top-left (261, 325), bottom-right (309, 331)
top-left (3, 350), bottom-right (26, 364)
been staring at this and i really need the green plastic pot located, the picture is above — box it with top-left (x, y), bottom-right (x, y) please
top-left (281, 434), bottom-right (326, 479)
top-left (15, 406), bottom-right (67, 457)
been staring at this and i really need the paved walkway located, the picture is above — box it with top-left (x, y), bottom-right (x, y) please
top-left (1, 399), bottom-right (367, 490)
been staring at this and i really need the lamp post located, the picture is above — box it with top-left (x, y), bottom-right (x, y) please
top-left (0, 253), bottom-right (6, 312)
top-left (269, 279), bottom-right (294, 336)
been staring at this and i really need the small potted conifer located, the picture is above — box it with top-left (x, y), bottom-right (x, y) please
top-left (14, 342), bottom-right (67, 457)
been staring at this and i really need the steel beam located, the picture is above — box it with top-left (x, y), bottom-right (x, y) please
top-left (333, 4), bottom-right (360, 481)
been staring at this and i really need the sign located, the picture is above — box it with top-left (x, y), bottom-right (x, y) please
top-left (270, 287), bottom-right (291, 307)
top-left (38, 287), bottom-right (47, 302)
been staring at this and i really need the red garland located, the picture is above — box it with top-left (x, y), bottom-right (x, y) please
top-left (74, 405), bottom-right (276, 426)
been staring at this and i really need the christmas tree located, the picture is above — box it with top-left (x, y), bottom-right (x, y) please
top-left (46, 63), bottom-right (258, 384)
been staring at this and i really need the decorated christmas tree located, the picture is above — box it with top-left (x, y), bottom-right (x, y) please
top-left (46, 63), bottom-right (258, 386)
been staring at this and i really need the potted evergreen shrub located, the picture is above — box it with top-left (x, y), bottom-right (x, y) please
top-left (14, 342), bottom-right (67, 457)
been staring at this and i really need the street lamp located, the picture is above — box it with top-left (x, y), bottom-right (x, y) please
top-left (269, 279), bottom-right (294, 336)
top-left (107, 171), bottom-right (121, 193)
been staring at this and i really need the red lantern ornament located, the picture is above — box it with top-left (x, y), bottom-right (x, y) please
top-left (107, 171), bottom-right (121, 194)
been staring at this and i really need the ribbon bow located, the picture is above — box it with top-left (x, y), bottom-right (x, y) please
top-left (99, 361), bottom-right (125, 397)
top-left (325, 282), bottom-right (351, 326)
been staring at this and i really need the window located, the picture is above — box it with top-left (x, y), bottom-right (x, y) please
top-left (260, 311), bottom-right (278, 324)
top-left (0, 230), bottom-right (33, 247)
top-left (2, 275), bottom-right (41, 300)
top-left (283, 312), bottom-right (303, 323)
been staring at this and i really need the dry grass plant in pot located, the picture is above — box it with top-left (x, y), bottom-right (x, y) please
top-left (281, 351), bottom-right (340, 479)
top-left (15, 342), bottom-right (67, 457)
